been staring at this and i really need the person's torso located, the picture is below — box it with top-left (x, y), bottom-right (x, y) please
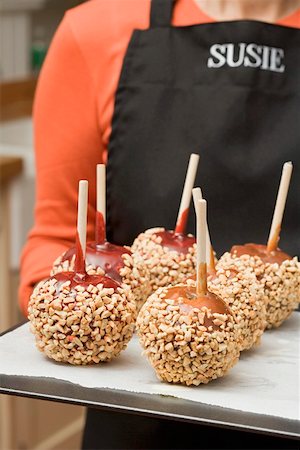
top-left (68, 0), bottom-right (300, 254)
top-left (67, 0), bottom-right (300, 163)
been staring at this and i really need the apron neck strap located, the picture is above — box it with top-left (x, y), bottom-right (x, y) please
top-left (150, 0), bottom-right (175, 27)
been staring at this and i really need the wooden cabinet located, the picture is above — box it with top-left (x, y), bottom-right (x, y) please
top-left (10, 396), bottom-right (84, 450)
top-left (0, 155), bottom-right (23, 333)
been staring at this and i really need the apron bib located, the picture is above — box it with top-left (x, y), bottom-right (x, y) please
top-left (107, 0), bottom-right (300, 255)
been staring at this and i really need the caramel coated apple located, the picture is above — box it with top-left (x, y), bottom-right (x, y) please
top-left (137, 281), bottom-right (240, 385)
top-left (28, 272), bottom-right (136, 364)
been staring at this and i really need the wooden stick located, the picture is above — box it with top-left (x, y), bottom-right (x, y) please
top-left (193, 195), bottom-right (207, 296)
top-left (192, 188), bottom-right (215, 272)
top-left (175, 153), bottom-right (200, 234)
top-left (75, 180), bottom-right (88, 274)
top-left (267, 162), bottom-right (293, 252)
top-left (95, 164), bottom-right (106, 244)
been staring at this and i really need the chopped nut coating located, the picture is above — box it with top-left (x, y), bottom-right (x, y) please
top-left (137, 283), bottom-right (241, 385)
top-left (28, 277), bottom-right (136, 365)
top-left (131, 228), bottom-right (197, 299)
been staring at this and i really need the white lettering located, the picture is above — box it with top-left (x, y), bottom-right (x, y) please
top-left (207, 42), bottom-right (285, 73)
top-left (244, 44), bottom-right (262, 68)
top-left (207, 44), bottom-right (226, 68)
top-left (261, 45), bottom-right (270, 70)
top-left (227, 43), bottom-right (246, 67)
top-left (270, 47), bottom-right (285, 73)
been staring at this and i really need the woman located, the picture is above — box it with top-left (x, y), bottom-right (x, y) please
top-left (20, 0), bottom-right (300, 448)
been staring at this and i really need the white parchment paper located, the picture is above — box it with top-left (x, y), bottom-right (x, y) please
top-left (1, 314), bottom-right (299, 421)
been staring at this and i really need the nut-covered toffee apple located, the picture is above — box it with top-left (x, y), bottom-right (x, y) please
top-left (52, 165), bottom-right (150, 311)
top-left (137, 198), bottom-right (240, 385)
top-left (209, 259), bottom-right (266, 351)
top-left (131, 227), bottom-right (196, 294)
top-left (28, 272), bottom-right (136, 365)
top-left (221, 162), bottom-right (300, 329)
top-left (228, 245), bottom-right (299, 329)
top-left (132, 154), bottom-right (200, 295)
top-left (29, 181), bottom-right (136, 365)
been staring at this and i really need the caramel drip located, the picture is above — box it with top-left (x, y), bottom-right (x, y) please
top-left (53, 271), bottom-right (120, 293)
top-left (95, 211), bottom-right (106, 245)
top-left (209, 245), bottom-right (216, 274)
top-left (61, 241), bottom-right (131, 283)
top-left (164, 285), bottom-right (231, 329)
top-left (174, 208), bottom-right (189, 234)
top-left (197, 262), bottom-right (207, 296)
top-left (231, 243), bottom-right (291, 265)
top-left (267, 224), bottom-right (281, 253)
top-left (85, 241), bottom-right (130, 283)
top-left (75, 231), bottom-right (85, 274)
top-left (155, 230), bottom-right (195, 255)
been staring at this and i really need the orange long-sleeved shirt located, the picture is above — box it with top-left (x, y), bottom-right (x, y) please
top-left (19, 0), bottom-right (300, 315)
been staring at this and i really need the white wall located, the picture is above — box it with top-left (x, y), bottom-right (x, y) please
top-left (0, 0), bottom-right (83, 81)
top-left (0, 118), bottom-right (35, 269)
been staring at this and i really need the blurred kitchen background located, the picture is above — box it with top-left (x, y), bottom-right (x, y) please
top-left (0, 1), bottom-right (86, 449)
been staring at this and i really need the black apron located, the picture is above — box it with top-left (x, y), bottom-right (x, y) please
top-left (107, 0), bottom-right (300, 256)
